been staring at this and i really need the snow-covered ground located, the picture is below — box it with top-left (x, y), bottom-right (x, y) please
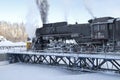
top-left (0, 63), bottom-right (120, 80)
top-left (0, 61), bottom-right (9, 66)
top-left (0, 36), bottom-right (26, 46)
top-left (0, 36), bottom-right (26, 53)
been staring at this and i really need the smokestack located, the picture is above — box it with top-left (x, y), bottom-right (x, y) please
top-left (35, 0), bottom-right (49, 24)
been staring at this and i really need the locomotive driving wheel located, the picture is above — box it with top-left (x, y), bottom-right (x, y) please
top-left (105, 45), bottom-right (114, 52)
top-left (86, 44), bottom-right (95, 52)
top-left (72, 45), bottom-right (81, 52)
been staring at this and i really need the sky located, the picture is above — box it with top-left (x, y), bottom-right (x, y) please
top-left (0, 0), bottom-right (120, 38)
top-left (0, 0), bottom-right (120, 24)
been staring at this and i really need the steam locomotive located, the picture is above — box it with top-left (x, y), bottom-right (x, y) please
top-left (32, 17), bottom-right (120, 52)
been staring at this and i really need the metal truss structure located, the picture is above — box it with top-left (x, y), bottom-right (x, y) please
top-left (7, 52), bottom-right (120, 73)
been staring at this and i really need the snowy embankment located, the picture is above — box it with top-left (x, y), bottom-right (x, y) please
top-left (0, 41), bottom-right (25, 46)
top-left (0, 63), bottom-right (120, 80)
top-left (0, 36), bottom-right (26, 53)
top-left (0, 35), bottom-right (25, 46)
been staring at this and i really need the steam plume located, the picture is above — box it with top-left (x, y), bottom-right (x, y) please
top-left (83, 0), bottom-right (95, 19)
top-left (35, 0), bottom-right (49, 24)
top-left (62, 0), bottom-right (72, 21)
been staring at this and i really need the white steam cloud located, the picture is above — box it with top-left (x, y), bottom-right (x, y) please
top-left (25, 0), bottom-right (42, 39)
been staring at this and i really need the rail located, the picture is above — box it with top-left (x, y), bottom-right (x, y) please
top-left (0, 45), bottom-right (26, 54)
top-left (0, 45), bottom-right (26, 49)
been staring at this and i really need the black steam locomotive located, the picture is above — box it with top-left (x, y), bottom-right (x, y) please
top-left (32, 17), bottom-right (120, 52)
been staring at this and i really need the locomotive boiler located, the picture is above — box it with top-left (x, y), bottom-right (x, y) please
top-left (32, 17), bottom-right (120, 52)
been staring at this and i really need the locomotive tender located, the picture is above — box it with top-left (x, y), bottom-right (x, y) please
top-left (32, 17), bottom-right (120, 52)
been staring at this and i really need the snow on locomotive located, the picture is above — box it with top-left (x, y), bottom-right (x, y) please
top-left (32, 17), bottom-right (120, 52)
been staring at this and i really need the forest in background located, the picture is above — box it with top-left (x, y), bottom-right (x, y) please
top-left (0, 21), bottom-right (28, 42)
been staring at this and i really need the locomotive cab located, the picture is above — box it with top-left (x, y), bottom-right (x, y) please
top-left (90, 17), bottom-right (114, 41)
top-left (91, 23), bottom-right (108, 40)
